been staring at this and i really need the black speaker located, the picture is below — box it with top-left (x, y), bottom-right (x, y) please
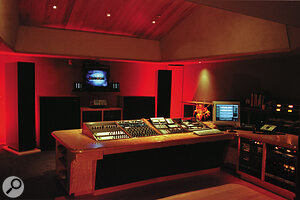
top-left (40, 97), bottom-right (80, 151)
top-left (5, 62), bottom-right (36, 151)
top-left (121, 96), bottom-right (155, 120)
top-left (157, 70), bottom-right (172, 118)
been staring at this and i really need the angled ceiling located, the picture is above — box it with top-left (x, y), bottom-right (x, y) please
top-left (0, 0), bottom-right (297, 61)
top-left (18, 0), bottom-right (197, 40)
top-left (188, 0), bottom-right (300, 27)
top-left (18, 0), bottom-right (300, 42)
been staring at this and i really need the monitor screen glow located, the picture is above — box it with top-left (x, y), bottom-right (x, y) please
top-left (86, 69), bottom-right (108, 87)
top-left (213, 101), bottom-right (240, 127)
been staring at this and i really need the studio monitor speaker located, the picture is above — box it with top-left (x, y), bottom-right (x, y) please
top-left (157, 70), bottom-right (172, 118)
top-left (5, 62), bottom-right (36, 152)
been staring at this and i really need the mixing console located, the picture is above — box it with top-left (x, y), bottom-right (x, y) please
top-left (174, 118), bottom-right (222, 135)
top-left (149, 117), bottom-right (189, 134)
top-left (83, 118), bottom-right (222, 141)
top-left (117, 120), bottom-right (159, 137)
top-left (83, 121), bottom-right (129, 141)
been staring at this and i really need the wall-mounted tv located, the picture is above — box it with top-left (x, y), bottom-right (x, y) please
top-left (84, 66), bottom-right (110, 91)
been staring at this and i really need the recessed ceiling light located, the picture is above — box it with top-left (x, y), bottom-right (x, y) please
top-left (152, 20), bottom-right (156, 24)
top-left (53, 5), bottom-right (57, 9)
top-left (106, 13), bottom-right (111, 17)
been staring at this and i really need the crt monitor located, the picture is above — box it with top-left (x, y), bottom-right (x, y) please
top-left (213, 101), bottom-right (240, 128)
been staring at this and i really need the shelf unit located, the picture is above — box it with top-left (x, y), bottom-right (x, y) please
top-left (55, 141), bottom-right (69, 191)
top-left (237, 137), bottom-right (296, 200)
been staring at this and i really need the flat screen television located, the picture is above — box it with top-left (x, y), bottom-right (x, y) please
top-left (84, 66), bottom-right (110, 91)
top-left (213, 101), bottom-right (240, 128)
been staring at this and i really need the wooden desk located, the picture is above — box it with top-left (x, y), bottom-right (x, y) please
top-left (52, 129), bottom-right (234, 196)
top-left (52, 128), bottom-right (298, 198)
top-left (236, 130), bottom-right (298, 150)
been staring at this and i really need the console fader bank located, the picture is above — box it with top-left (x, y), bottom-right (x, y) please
top-left (82, 118), bottom-right (222, 141)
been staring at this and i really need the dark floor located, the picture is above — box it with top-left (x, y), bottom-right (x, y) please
top-left (0, 146), bottom-right (66, 200)
top-left (0, 145), bottom-right (286, 200)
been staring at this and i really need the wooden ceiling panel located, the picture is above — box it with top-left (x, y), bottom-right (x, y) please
top-left (18, 0), bottom-right (197, 40)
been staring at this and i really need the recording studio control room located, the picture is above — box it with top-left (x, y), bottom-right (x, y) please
top-left (0, 0), bottom-right (299, 200)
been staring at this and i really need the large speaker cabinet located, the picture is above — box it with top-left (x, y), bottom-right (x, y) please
top-left (40, 97), bottom-right (80, 151)
top-left (157, 70), bottom-right (172, 118)
top-left (5, 62), bottom-right (36, 152)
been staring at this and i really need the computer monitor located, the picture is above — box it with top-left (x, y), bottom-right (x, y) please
top-left (213, 101), bottom-right (240, 128)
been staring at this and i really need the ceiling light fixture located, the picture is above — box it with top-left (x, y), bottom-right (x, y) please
top-left (152, 15), bottom-right (161, 24)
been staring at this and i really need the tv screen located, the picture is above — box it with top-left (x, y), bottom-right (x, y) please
top-left (213, 101), bottom-right (240, 127)
top-left (84, 67), bottom-right (110, 90)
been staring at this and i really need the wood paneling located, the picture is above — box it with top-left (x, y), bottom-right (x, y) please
top-left (18, 0), bottom-right (197, 40)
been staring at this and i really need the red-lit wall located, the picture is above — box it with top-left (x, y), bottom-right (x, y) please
top-left (0, 55), bottom-right (184, 146)
top-left (109, 62), bottom-right (183, 118)
top-left (1, 53), bottom-right (299, 146)
top-left (0, 55), bottom-right (81, 146)
top-left (0, 59), bottom-right (6, 144)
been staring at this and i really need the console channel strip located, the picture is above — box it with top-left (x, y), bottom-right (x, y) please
top-left (174, 118), bottom-right (222, 135)
top-left (149, 117), bottom-right (189, 134)
top-left (117, 120), bottom-right (159, 137)
top-left (83, 121), bottom-right (130, 141)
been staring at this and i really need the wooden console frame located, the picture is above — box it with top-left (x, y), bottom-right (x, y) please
top-left (52, 129), bottom-right (234, 196)
top-left (52, 128), bottom-right (298, 198)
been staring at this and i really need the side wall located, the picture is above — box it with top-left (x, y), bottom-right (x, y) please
top-left (182, 56), bottom-right (300, 104)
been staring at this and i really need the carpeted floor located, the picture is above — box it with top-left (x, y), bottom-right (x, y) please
top-left (0, 145), bottom-right (287, 200)
top-left (0, 146), bottom-right (66, 200)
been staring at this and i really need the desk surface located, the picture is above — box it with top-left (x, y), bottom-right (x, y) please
top-left (52, 130), bottom-right (235, 154)
top-left (236, 130), bottom-right (298, 150)
top-left (52, 129), bottom-right (298, 153)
